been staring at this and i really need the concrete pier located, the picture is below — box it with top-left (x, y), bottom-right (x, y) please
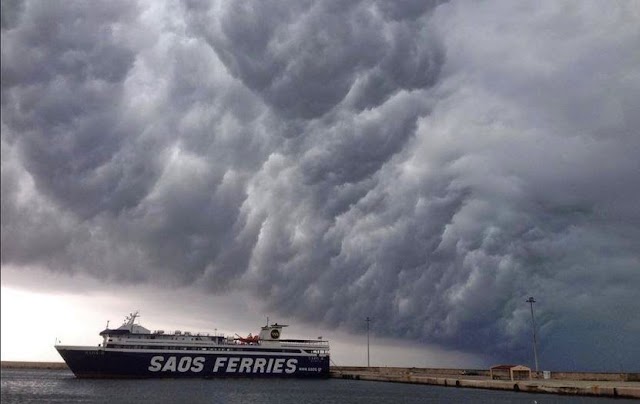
top-left (330, 366), bottom-right (640, 399)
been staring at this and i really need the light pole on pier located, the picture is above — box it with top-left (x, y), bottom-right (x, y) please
top-left (365, 317), bottom-right (371, 367)
top-left (526, 297), bottom-right (539, 371)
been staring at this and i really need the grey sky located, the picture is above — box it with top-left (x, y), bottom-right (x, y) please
top-left (2, 0), bottom-right (639, 371)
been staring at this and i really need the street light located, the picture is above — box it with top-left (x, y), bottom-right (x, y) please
top-left (526, 297), bottom-right (539, 371)
top-left (365, 317), bottom-right (371, 367)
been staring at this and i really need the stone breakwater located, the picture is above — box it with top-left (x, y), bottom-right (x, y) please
top-left (330, 367), bottom-right (640, 399)
top-left (1, 361), bottom-right (68, 370)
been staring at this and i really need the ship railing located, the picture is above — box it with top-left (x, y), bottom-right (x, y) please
top-left (279, 339), bottom-right (329, 346)
top-left (153, 330), bottom-right (214, 337)
top-left (212, 340), bottom-right (328, 347)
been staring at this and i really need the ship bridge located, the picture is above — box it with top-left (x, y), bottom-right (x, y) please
top-left (99, 312), bottom-right (150, 336)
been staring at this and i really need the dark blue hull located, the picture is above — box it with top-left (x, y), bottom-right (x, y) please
top-left (56, 347), bottom-right (329, 379)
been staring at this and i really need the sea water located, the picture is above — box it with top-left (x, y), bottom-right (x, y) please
top-left (0, 368), bottom-right (627, 403)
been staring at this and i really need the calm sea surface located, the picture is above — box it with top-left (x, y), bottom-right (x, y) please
top-left (1, 368), bottom-right (628, 404)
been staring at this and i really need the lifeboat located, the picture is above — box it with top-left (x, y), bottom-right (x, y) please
top-left (234, 333), bottom-right (260, 344)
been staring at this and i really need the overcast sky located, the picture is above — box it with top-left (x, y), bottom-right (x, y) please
top-left (2, 0), bottom-right (639, 371)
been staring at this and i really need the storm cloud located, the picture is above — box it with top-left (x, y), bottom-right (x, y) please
top-left (2, 0), bottom-right (639, 370)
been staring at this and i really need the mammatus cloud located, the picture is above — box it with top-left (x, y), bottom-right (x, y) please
top-left (2, 0), bottom-right (639, 370)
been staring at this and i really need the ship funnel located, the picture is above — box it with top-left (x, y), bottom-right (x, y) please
top-left (258, 323), bottom-right (288, 340)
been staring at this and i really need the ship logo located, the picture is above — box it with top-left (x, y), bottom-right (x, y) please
top-left (270, 329), bottom-right (280, 339)
top-left (148, 356), bottom-right (205, 373)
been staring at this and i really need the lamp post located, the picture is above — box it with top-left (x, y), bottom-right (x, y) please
top-left (526, 297), bottom-right (539, 371)
top-left (365, 317), bottom-right (371, 367)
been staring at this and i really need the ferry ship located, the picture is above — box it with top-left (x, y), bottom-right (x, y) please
top-left (55, 312), bottom-right (330, 378)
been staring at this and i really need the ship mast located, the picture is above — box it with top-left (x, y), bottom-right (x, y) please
top-left (125, 311), bottom-right (140, 330)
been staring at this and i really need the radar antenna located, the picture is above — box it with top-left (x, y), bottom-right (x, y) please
top-left (124, 311), bottom-right (140, 330)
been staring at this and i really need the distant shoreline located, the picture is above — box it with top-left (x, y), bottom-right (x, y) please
top-left (1, 361), bottom-right (68, 370)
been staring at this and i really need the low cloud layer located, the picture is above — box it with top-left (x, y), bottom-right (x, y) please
top-left (2, 0), bottom-right (639, 370)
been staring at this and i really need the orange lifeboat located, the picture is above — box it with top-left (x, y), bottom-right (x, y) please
top-left (234, 333), bottom-right (260, 344)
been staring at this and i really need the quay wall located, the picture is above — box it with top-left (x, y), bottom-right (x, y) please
top-left (332, 366), bottom-right (639, 381)
top-left (330, 366), bottom-right (640, 399)
top-left (548, 371), bottom-right (640, 382)
top-left (335, 366), bottom-right (489, 377)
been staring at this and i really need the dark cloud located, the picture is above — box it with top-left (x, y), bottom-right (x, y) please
top-left (2, 0), bottom-right (639, 371)
top-left (185, 0), bottom-right (443, 118)
top-left (1, 0), bottom-right (25, 30)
